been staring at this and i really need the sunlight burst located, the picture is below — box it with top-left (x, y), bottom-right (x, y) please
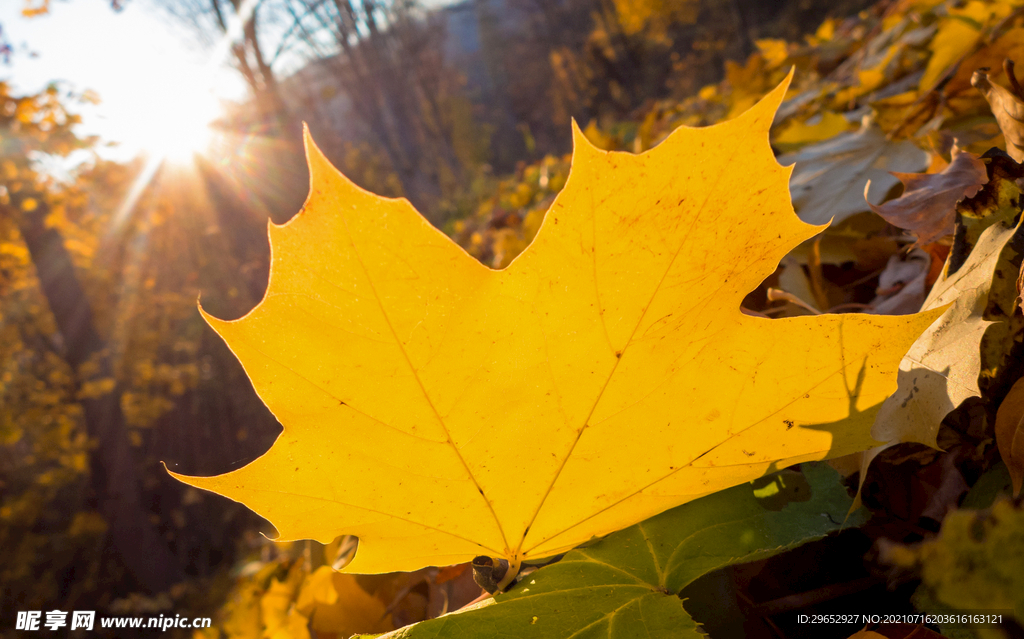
top-left (108, 0), bottom-right (258, 229)
top-left (110, 80), bottom-right (223, 229)
top-left (132, 82), bottom-right (221, 162)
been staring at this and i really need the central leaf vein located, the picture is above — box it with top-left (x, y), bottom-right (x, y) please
top-left (517, 146), bottom-right (735, 554)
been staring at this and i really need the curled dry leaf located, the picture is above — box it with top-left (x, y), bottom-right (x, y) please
top-left (865, 146), bottom-right (989, 245)
top-left (995, 377), bottom-right (1024, 496)
top-left (972, 62), bottom-right (1024, 162)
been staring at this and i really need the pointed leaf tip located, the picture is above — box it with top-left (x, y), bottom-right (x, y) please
top-left (744, 68), bottom-right (793, 130)
top-left (303, 125), bottom-right (334, 188)
top-left (769, 66), bottom-right (796, 104)
top-left (569, 117), bottom-right (601, 158)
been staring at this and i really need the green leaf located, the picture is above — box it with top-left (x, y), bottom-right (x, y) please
top-left (361, 463), bottom-right (864, 639)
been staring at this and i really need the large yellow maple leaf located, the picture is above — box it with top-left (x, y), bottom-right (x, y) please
top-left (172, 75), bottom-right (940, 578)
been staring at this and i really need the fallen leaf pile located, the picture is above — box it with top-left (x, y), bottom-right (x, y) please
top-left (529, 0), bottom-right (1024, 501)
top-left (889, 157), bottom-right (1023, 421)
top-left (863, 162), bottom-right (1023, 491)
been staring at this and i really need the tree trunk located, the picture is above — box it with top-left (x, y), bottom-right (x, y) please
top-left (14, 198), bottom-right (184, 593)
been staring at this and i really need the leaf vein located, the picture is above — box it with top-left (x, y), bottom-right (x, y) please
top-left (336, 212), bottom-right (511, 553)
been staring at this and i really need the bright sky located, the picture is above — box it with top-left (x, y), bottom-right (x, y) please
top-left (0, 0), bottom-right (248, 161)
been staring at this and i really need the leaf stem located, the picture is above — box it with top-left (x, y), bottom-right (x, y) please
top-left (495, 555), bottom-right (521, 592)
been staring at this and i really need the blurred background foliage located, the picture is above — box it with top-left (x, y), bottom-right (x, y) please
top-left (2, 0), bottom-right (1024, 637)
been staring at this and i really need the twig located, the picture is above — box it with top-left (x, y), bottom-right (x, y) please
top-left (767, 288), bottom-right (822, 315)
top-left (381, 574), bottom-right (431, 623)
top-left (808, 237), bottom-right (831, 312)
top-left (736, 589), bottom-right (790, 638)
top-left (747, 576), bottom-right (882, 616)
top-left (842, 267), bottom-right (887, 290)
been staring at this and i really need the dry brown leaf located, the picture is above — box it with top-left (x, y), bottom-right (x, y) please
top-left (972, 64), bottom-right (1024, 162)
top-left (866, 145), bottom-right (989, 245)
top-left (995, 377), bottom-right (1024, 496)
top-left (869, 249), bottom-right (931, 315)
top-left (780, 116), bottom-right (929, 227)
top-left (857, 213), bottom-right (1021, 501)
